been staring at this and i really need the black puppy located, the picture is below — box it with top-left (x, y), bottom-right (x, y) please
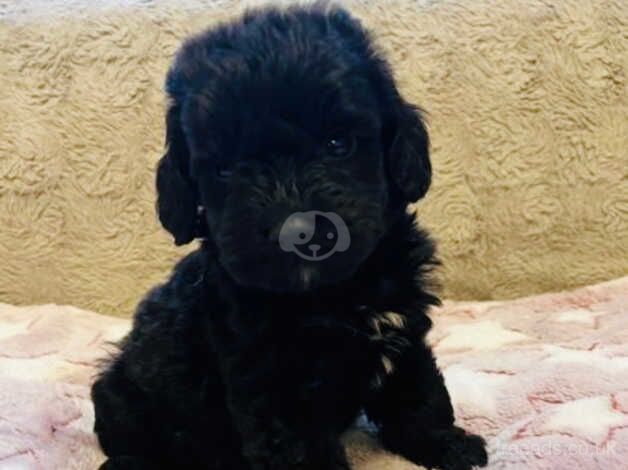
top-left (92, 4), bottom-right (488, 470)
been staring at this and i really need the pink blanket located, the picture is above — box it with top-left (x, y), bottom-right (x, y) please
top-left (1, 277), bottom-right (627, 469)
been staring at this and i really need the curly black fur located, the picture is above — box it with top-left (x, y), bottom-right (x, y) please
top-left (92, 4), bottom-right (488, 469)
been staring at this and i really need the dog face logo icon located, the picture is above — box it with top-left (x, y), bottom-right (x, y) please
top-left (278, 211), bottom-right (350, 261)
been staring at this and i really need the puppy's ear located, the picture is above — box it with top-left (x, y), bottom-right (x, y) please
top-left (385, 103), bottom-right (432, 203)
top-left (324, 5), bottom-right (432, 202)
top-left (156, 103), bottom-right (199, 245)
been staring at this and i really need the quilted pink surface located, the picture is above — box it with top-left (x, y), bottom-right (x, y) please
top-left (0, 277), bottom-right (627, 470)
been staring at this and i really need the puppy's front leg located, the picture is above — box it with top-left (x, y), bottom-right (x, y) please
top-left (366, 341), bottom-right (488, 470)
top-left (219, 348), bottom-right (349, 470)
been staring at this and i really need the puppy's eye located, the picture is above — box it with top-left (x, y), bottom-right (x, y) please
top-left (326, 135), bottom-right (355, 159)
top-left (216, 165), bottom-right (233, 180)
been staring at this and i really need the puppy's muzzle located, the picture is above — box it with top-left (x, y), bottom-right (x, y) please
top-left (269, 212), bottom-right (313, 242)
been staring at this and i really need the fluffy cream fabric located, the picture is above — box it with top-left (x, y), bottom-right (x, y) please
top-left (0, 0), bottom-right (626, 315)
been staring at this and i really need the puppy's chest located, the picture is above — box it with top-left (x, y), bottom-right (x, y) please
top-left (296, 307), bottom-right (412, 388)
top-left (360, 309), bottom-right (412, 388)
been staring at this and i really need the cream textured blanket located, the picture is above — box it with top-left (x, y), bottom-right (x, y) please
top-left (1, 277), bottom-right (626, 469)
top-left (1, 0), bottom-right (627, 315)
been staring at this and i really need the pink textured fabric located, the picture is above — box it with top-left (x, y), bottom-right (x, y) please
top-left (0, 277), bottom-right (626, 469)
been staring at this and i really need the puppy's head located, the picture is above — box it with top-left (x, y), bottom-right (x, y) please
top-left (156, 5), bottom-right (431, 292)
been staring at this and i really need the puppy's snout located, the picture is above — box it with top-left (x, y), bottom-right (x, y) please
top-left (268, 212), bottom-right (313, 244)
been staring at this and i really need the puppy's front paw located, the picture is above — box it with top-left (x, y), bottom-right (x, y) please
top-left (245, 435), bottom-right (307, 470)
top-left (246, 434), bottom-right (349, 470)
top-left (386, 425), bottom-right (487, 470)
top-left (433, 427), bottom-right (487, 470)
